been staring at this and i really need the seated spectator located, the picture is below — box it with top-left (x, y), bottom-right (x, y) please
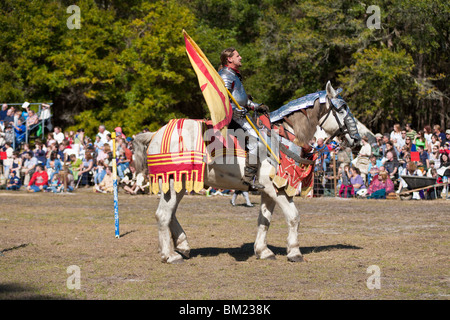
top-left (53, 126), bottom-right (65, 144)
top-left (26, 109), bottom-right (40, 133)
top-left (94, 134), bottom-right (104, 153)
top-left (12, 118), bottom-right (26, 146)
top-left (339, 165), bottom-right (354, 198)
top-left (353, 135), bottom-right (371, 183)
top-left (416, 145), bottom-right (429, 169)
top-left (429, 145), bottom-right (441, 168)
top-left (94, 166), bottom-right (114, 193)
top-left (433, 124), bottom-right (446, 143)
top-left (428, 134), bottom-right (440, 153)
top-left (397, 161), bottom-right (423, 195)
top-left (0, 104), bottom-right (8, 121)
top-left (68, 154), bottom-right (82, 182)
top-left (33, 141), bottom-right (47, 166)
top-left (6, 171), bottom-right (21, 190)
top-left (21, 151), bottom-right (38, 186)
top-left (367, 154), bottom-right (382, 185)
top-left (383, 150), bottom-right (399, 180)
top-left (26, 164), bottom-right (48, 192)
top-left (405, 123), bottom-right (417, 141)
top-left (10, 151), bottom-right (23, 177)
top-left (46, 133), bottom-right (56, 147)
top-left (93, 159), bottom-right (106, 187)
top-left (426, 168), bottom-right (442, 200)
top-left (46, 150), bottom-right (62, 183)
top-left (47, 173), bottom-right (63, 193)
top-left (78, 150), bottom-right (94, 187)
top-left (349, 167), bottom-right (366, 193)
top-left (366, 171), bottom-right (394, 199)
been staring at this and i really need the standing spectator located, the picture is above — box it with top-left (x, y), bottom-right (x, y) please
top-left (384, 150), bottom-right (399, 180)
top-left (97, 125), bottom-right (110, 144)
top-left (390, 124), bottom-right (402, 145)
top-left (93, 159), bottom-right (106, 187)
top-left (53, 126), bottom-right (65, 144)
top-left (230, 190), bottom-right (253, 207)
top-left (21, 151), bottom-right (38, 186)
top-left (26, 164), bottom-right (48, 192)
top-left (2, 141), bottom-right (14, 179)
top-left (314, 138), bottom-right (329, 172)
top-left (117, 140), bottom-right (132, 180)
top-left (380, 134), bottom-right (390, 158)
top-left (94, 134), bottom-right (104, 154)
top-left (39, 103), bottom-right (53, 132)
top-left (423, 125), bottom-right (433, 145)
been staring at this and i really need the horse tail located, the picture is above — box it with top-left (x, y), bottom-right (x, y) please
top-left (133, 132), bottom-right (154, 174)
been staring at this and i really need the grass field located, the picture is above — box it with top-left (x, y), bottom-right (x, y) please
top-left (0, 189), bottom-right (449, 300)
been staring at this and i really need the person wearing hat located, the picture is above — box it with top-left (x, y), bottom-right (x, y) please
top-left (114, 127), bottom-right (126, 139)
top-left (445, 129), bottom-right (450, 145)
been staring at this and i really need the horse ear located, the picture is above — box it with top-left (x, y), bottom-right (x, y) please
top-left (326, 81), bottom-right (337, 98)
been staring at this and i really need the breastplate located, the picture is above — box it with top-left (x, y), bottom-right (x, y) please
top-left (219, 67), bottom-right (248, 108)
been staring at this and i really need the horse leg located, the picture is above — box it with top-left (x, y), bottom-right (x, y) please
top-left (276, 194), bottom-right (304, 262)
top-left (254, 192), bottom-right (276, 260)
top-left (155, 179), bottom-right (186, 264)
top-left (170, 213), bottom-right (191, 258)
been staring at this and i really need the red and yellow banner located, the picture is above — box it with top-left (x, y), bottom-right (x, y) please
top-left (183, 30), bottom-right (233, 131)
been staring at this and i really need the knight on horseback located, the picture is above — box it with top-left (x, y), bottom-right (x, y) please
top-left (218, 48), bottom-right (269, 191)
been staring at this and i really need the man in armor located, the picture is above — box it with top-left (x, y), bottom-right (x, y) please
top-left (218, 48), bottom-right (269, 190)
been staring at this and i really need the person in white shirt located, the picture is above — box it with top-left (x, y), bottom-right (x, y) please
top-left (97, 125), bottom-right (110, 144)
top-left (53, 126), bottom-right (65, 144)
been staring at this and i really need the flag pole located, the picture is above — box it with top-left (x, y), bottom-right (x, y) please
top-left (183, 30), bottom-right (280, 164)
top-left (111, 132), bottom-right (120, 239)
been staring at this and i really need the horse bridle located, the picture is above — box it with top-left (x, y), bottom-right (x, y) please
top-left (318, 96), bottom-right (360, 144)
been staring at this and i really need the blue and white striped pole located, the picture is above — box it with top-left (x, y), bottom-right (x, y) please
top-left (111, 132), bottom-right (120, 239)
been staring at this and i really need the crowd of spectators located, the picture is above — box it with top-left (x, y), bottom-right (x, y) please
top-left (314, 123), bottom-right (450, 200)
top-left (1, 103), bottom-right (150, 195)
top-left (1, 102), bottom-right (449, 201)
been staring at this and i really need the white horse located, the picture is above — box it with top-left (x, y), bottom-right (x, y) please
top-left (133, 81), bottom-right (361, 263)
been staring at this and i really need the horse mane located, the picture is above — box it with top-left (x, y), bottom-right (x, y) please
top-left (132, 132), bottom-right (155, 174)
top-left (284, 98), bottom-right (326, 146)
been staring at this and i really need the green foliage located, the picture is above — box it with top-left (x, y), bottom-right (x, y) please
top-left (0, 0), bottom-right (448, 137)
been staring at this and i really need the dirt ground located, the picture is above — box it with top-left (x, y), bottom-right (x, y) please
top-left (0, 189), bottom-right (448, 300)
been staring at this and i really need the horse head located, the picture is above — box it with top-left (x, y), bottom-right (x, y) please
top-left (319, 81), bottom-right (361, 148)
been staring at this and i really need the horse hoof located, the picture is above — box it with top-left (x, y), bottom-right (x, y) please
top-left (288, 255), bottom-right (305, 262)
top-left (177, 249), bottom-right (190, 259)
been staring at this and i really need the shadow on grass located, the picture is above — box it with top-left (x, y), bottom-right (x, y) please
top-left (189, 243), bottom-right (362, 262)
top-left (0, 283), bottom-right (71, 300)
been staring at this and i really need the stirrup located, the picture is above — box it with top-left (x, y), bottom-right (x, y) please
top-left (243, 179), bottom-right (265, 191)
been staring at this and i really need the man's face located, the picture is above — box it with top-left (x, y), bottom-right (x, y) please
top-left (386, 152), bottom-right (393, 160)
top-left (99, 126), bottom-right (105, 133)
top-left (228, 51), bottom-right (242, 69)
